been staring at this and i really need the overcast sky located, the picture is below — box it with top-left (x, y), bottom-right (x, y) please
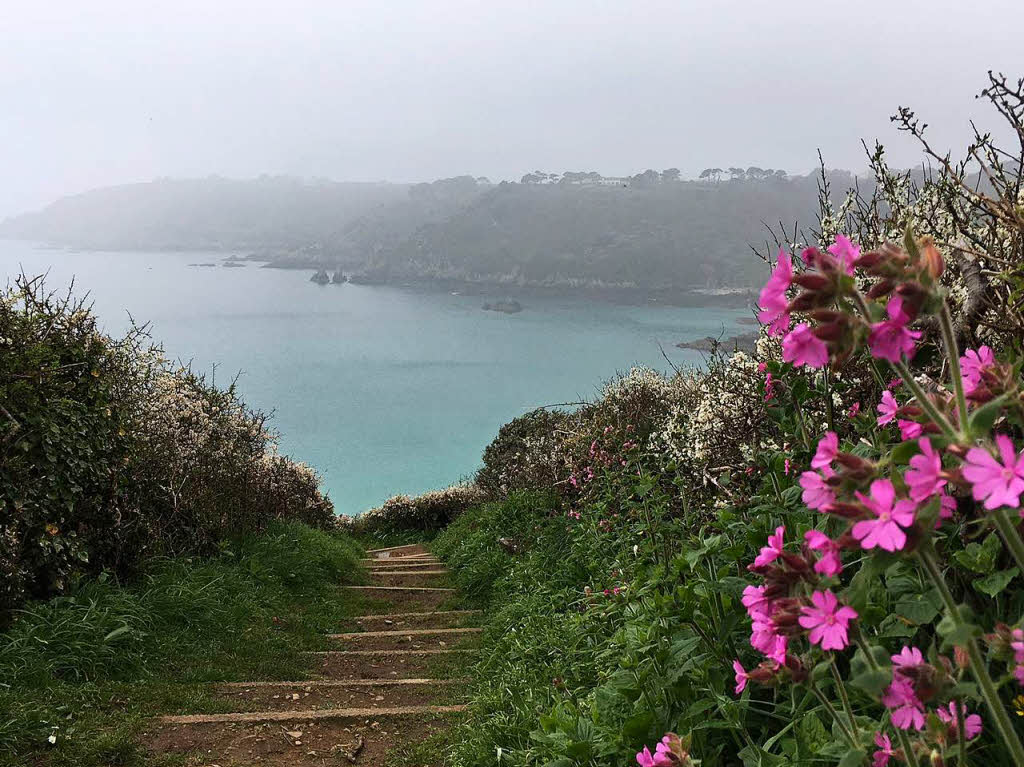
top-left (2, 0), bottom-right (1022, 217)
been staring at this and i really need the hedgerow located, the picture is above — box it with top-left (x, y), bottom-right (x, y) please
top-left (0, 276), bottom-right (334, 620)
top-left (433, 73), bottom-right (1024, 766)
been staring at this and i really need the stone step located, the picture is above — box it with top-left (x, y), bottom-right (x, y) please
top-left (344, 585), bottom-right (454, 592)
top-left (364, 544), bottom-right (430, 558)
top-left (158, 704), bottom-right (466, 725)
top-left (370, 569), bottom-right (448, 577)
top-left (329, 627), bottom-right (480, 640)
top-left (364, 560), bottom-right (443, 568)
top-left (307, 648), bottom-right (475, 679)
top-left (343, 585), bottom-right (456, 611)
top-left (213, 678), bottom-right (465, 712)
top-left (327, 627), bottom-right (481, 651)
top-left (218, 678), bottom-right (466, 688)
top-left (368, 571), bottom-right (451, 588)
top-left (348, 610), bottom-right (482, 632)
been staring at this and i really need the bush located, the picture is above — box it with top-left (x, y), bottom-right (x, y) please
top-left (0, 276), bottom-right (335, 619)
top-left (431, 74), bottom-right (1024, 767)
top-left (346, 483), bottom-right (487, 542)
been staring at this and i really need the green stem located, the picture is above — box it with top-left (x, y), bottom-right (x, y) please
top-left (916, 544), bottom-right (1024, 764)
top-left (853, 632), bottom-right (919, 765)
top-left (829, 660), bottom-right (860, 740)
top-left (939, 305), bottom-right (969, 437)
top-left (893, 360), bottom-right (958, 440)
top-left (992, 507), bottom-right (1024, 574)
top-left (808, 682), bottom-right (857, 747)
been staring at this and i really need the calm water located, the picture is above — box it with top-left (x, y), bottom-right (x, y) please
top-left (2, 241), bottom-right (750, 513)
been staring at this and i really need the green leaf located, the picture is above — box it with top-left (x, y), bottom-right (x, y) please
top-left (937, 606), bottom-right (982, 648)
top-left (838, 748), bottom-right (867, 767)
top-left (620, 711), bottom-right (654, 741)
top-left (974, 567), bottom-right (1018, 597)
top-left (968, 394), bottom-right (1009, 437)
top-left (953, 533), bottom-right (1001, 574)
top-left (849, 668), bottom-right (892, 697)
top-left (889, 440), bottom-right (920, 465)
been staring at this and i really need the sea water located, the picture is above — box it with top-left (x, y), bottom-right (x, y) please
top-left (1, 241), bottom-right (751, 513)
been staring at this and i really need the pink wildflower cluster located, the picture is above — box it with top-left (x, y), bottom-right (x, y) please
top-left (757, 235), bottom-right (948, 371)
top-left (636, 733), bottom-right (693, 766)
top-left (734, 524), bottom-right (860, 694)
top-left (568, 425), bottom-right (640, 489)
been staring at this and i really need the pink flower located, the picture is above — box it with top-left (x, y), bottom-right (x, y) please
top-left (752, 525), bottom-right (786, 568)
top-left (798, 589), bottom-right (857, 650)
top-left (757, 361), bottom-right (767, 373)
top-left (783, 458), bottom-right (791, 475)
top-left (636, 747), bottom-right (656, 767)
top-left (877, 390), bottom-right (899, 426)
top-left (782, 323), bottom-right (829, 368)
top-left (897, 419), bottom-right (922, 441)
top-left (868, 296), bottom-right (922, 363)
top-left (804, 530), bottom-right (842, 576)
top-left (800, 470), bottom-right (836, 511)
top-left (828, 234), bottom-right (859, 275)
top-left (852, 479), bottom-right (917, 552)
top-left (882, 675), bottom-right (925, 730)
top-left (905, 438), bottom-right (946, 502)
top-left (872, 732), bottom-right (894, 767)
top-left (936, 701), bottom-right (983, 739)
top-left (848, 402), bottom-right (861, 418)
top-left (764, 372), bottom-right (776, 401)
top-left (812, 431), bottom-right (839, 471)
top-left (938, 491), bottom-right (956, 524)
top-left (733, 660), bottom-right (749, 694)
top-left (960, 346), bottom-right (995, 396)
top-left (758, 250), bottom-right (793, 336)
top-left (891, 645), bottom-right (924, 670)
top-left (963, 434), bottom-right (1024, 511)
top-left (750, 615), bottom-right (779, 655)
top-left (766, 634), bottom-right (788, 665)
top-left (742, 584), bottom-right (770, 617)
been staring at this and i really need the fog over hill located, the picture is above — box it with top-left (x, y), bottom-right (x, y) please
top-left (1, 168), bottom-right (854, 293)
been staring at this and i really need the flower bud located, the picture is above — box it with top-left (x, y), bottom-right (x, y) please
top-left (920, 238), bottom-right (945, 279)
top-left (792, 272), bottom-right (832, 291)
top-left (866, 279), bottom-right (896, 299)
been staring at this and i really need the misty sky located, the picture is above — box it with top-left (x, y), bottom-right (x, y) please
top-left (2, 0), bottom-right (1023, 217)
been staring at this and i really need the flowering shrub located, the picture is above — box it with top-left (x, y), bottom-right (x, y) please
top-left (347, 483), bottom-right (488, 538)
top-left (430, 75), bottom-right (1024, 767)
top-left (728, 230), bottom-right (1024, 765)
top-left (0, 276), bottom-right (334, 620)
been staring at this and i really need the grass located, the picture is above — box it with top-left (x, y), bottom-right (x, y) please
top-left (0, 520), bottom-right (368, 767)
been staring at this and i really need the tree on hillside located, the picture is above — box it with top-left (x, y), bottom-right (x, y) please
top-left (661, 167), bottom-right (681, 182)
top-left (699, 168), bottom-right (723, 182)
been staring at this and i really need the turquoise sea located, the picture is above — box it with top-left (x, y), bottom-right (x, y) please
top-left (1, 241), bottom-right (751, 513)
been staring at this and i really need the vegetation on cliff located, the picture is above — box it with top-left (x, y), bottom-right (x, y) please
top-left (383, 73), bottom-right (1024, 766)
top-left (0, 275), bottom-right (335, 619)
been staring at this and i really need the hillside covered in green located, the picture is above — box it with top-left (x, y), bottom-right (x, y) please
top-left (1, 169), bottom-right (850, 293)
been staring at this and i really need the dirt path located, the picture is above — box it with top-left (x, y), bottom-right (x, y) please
top-left (144, 544), bottom-right (476, 765)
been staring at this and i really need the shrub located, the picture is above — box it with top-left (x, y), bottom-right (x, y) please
top-left (0, 276), bottom-right (334, 619)
top-left (346, 483), bottom-right (487, 541)
top-left (431, 73), bottom-right (1024, 767)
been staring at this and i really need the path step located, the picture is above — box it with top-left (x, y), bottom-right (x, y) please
top-left (344, 585), bottom-right (455, 592)
top-left (364, 559), bottom-right (442, 566)
top-left (350, 610), bottom-right (481, 631)
top-left (159, 704), bottom-right (466, 725)
top-left (218, 678), bottom-right (466, 688)
top-left (370, 569), bottom-right (448, 577)
top-left (329, 627), bottom-right (480, 640)
top-left (352, 610), bottom-right (481, 621)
